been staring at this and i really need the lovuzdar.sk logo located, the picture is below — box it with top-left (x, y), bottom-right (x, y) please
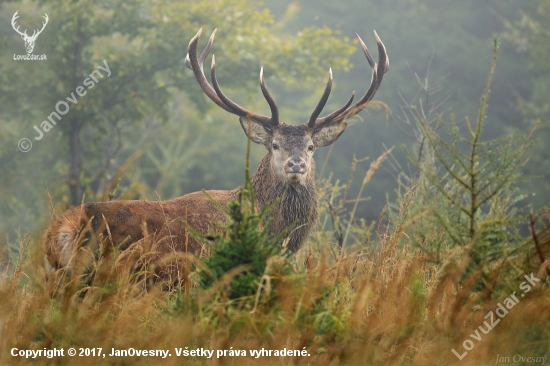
top-left (12, 10), bottom-right (48, 61)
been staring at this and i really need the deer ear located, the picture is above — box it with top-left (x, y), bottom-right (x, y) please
top-left (239, 116), bottom-right (272, 145)
top-left (311, 121), bottom-right (347, 147)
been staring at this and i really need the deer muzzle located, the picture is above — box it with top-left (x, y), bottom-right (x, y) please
top-left (285, 158), bottom-right (307, 185)
top-left (286, 159), bottom-right (306, 174)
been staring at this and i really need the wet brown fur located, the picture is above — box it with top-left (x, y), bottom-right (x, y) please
top-left (252, 124), bottom-right (318, 252)
top-left (44, 189), bottom-right (238, 271)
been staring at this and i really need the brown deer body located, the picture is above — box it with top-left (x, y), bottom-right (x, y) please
top-left (44, 28), bottom-right (388, 274)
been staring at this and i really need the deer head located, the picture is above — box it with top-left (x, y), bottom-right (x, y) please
top-left (11, 11), bottom-right (49, 54)
top-left (185, 28), bottom-right (388, 187)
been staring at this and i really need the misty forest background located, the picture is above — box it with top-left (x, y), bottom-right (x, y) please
top-left (0, 0), bottom-right (548, 244)
top-left (1, 1), bottom-right (550, 365)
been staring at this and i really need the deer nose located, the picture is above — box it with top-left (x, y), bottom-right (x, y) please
top-left (287, 159), bottom-right (306, 173)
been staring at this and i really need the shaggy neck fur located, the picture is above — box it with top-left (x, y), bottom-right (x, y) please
top-left (251, 152), bottom-right (318, 252)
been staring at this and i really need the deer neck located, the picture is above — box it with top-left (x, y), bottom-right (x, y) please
top-left (251, 153), bottom-right (318, 252)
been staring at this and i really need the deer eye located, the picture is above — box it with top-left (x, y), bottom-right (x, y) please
top-left (272, 143), bottom-right (279, 150)
top-left (308, 145), bottom-right (314, 151)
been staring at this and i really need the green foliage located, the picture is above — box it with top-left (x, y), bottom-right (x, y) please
top-left (194, 132), bottom-right (289, 304)
top-left (392, 39), bottom-right (534, 273)
top-left (263, 0), bottom-right (539, 222)
top-left (195, 189), bottom-right (285, 301)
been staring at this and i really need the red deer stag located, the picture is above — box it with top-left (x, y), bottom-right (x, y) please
top-left (44, 28), bottom-right (388, 275)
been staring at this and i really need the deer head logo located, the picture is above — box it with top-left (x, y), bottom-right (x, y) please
top-left (11, 11), bottom-right (49, 54)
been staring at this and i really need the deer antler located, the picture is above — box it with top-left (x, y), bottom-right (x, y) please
top-left (31, 13), bottom-right (49, 39)
top-left (185, 28), bottom-right (279, 128)
top-left (11, 11), bottom-right (49, 40)
top-left (11, 11), bottom-right (27, 37)
top-left (307, 30), bottom-right (389, 130)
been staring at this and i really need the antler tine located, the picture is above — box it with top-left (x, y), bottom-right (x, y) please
top-left (335, 66), bottom-right (378, 124)
top-left (374, 30), bottom-right (390, 74)
top-left (331, 31), bottom-right (387, 123)
top-left (210, 55), bottom-right (273, 126)
top-left (260, 67), bottom-right (280, 126)
top-left (307, 68), bottom-right (333, 128)
top-left (314, 91), bottom-right (355, 127)
top-left (185, 28), bottom-right (216, 70)
top-left (364, 30), bottom-right (388, 96)
top-left (358, 32), bottom-right (376, 69)
top-left (185, 29), bottom-right (232, 112)
top-left (11, 11), bottom-right (27, 37)
top-left (309, 31), bottom-right (388, 129)
top-left (38, 13), bottom-right (49, 34)
top-left (186, 28), bottom-right (277, 127)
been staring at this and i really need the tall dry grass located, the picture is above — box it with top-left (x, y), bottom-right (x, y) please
top-left (1, 196), bottom-right (548, 366)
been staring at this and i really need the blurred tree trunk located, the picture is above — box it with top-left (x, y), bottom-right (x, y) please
top-left (68, 121), bottom-right (83, 206)
top-left (68, 17), bottom-right (84, 206)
